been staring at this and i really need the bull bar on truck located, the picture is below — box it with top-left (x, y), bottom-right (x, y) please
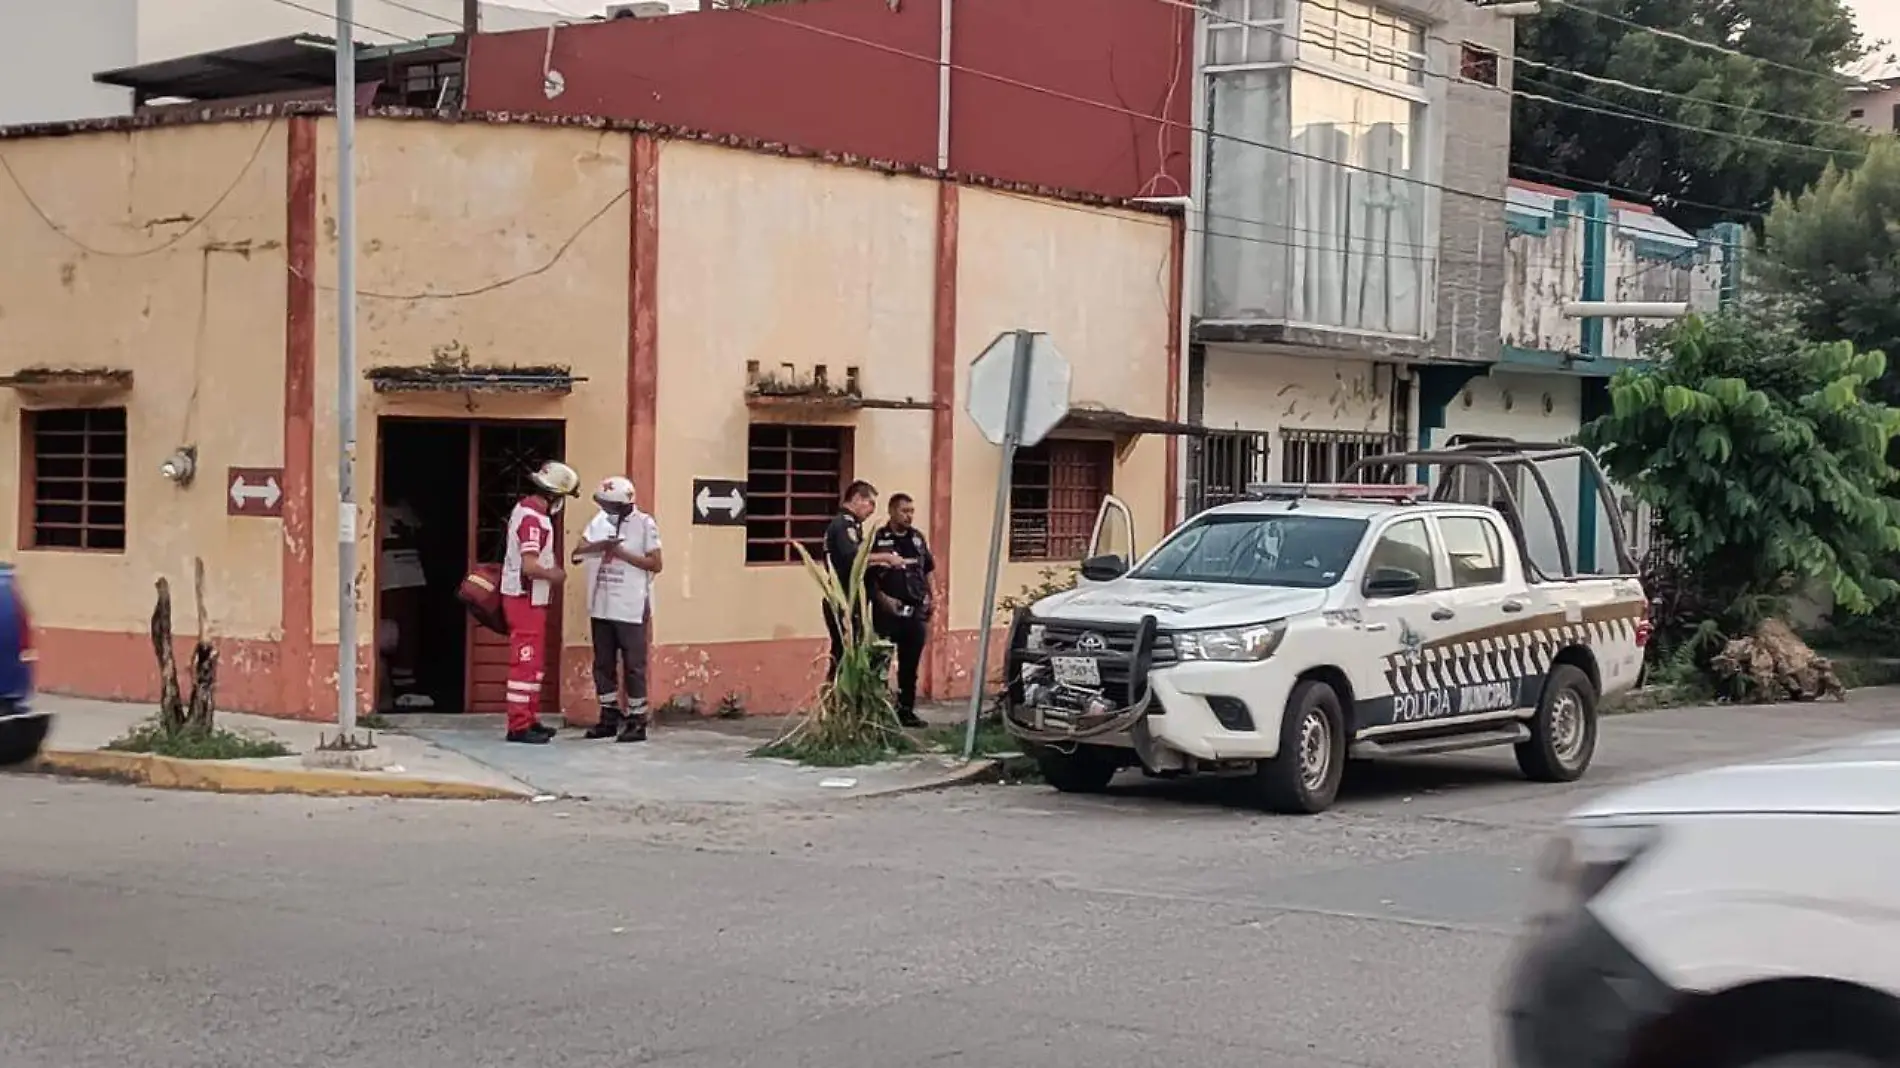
top-left (1003, 610), bottom-right (1163, 744)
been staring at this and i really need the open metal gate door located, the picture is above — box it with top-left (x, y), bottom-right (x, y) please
top-left (466, 421), bottom-right (566, 718)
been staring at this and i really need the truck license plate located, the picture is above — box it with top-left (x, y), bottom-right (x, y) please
top-left (1051, 656), bottom-right (1101, 689)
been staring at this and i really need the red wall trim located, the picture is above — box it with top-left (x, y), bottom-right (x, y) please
top-left (629, 132), bottom-right (660, 498)
top-left (923, 181), bottom-right (959, 700)
top-left (1165, 213), bottom-right (1185, 530)
top-left (281, 116), bottom-right (317, 716)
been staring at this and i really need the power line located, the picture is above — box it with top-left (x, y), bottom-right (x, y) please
top-left (1172, 0), bottom-right (1862, 164)
top-left (0, 119), bottom-right (281, 259)
top-left (1515, 78), bottom-right (1861, 159)
top-left (1544, 0), bottom-right (1861, 88)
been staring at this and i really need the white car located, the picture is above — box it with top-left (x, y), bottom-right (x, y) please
top-left (1503, 732), bottom-right (1900, 1068)
top-left (1002, 443), bottom-right (1650, 814)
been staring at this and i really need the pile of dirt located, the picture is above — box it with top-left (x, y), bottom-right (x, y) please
top-left (1710, 618), bottom-right (1846, 703)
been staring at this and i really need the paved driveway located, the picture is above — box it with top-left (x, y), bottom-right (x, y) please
top-left (0, 698), bottom-right (1889, 1068)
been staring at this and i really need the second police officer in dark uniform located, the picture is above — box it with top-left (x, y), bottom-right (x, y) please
top-left (869, 493), bottom-right (934, 729)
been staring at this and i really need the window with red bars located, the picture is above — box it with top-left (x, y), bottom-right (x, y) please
top-left (23, 407), bottom-right (128, 552)
top-left (1010, 439), bottom-right (1114, 562)
top-left (746, 424), bottom-right (851, 565)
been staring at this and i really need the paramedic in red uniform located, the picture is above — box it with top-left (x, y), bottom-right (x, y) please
top-left (500, 460), bottom-right (582, 744)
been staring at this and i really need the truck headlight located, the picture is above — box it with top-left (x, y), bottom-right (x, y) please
top-left (1173, 621), bottom-right (1286, 662)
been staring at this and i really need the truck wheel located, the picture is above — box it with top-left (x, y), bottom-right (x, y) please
top-left (1036, 745), bottom-right (1119, 794)
top-left (1517, 663), bottom-right (1598, 783)
top-left (1252, 679), bottom-right (1346, 814)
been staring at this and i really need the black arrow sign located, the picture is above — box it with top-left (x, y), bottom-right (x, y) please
top-left (692, 478), bottom-right (748, 526)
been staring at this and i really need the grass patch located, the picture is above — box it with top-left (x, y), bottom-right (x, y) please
top-left (920, 719), bottom-right (1018, 758)
top-left (106, 720), bottom-right (292, 761)
top-left (751, 731), bottom-right (916, 768)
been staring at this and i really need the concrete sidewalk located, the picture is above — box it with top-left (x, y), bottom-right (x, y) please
top-left (33, 695), bottom-right (537, 800)
top-left (396, 712), bottom-right (997, 806)
top-left (28, 696), bottom-right (997, 806)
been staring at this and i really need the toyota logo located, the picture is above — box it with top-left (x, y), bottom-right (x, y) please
top-left (1076, 632), bottom-right (1108, 653)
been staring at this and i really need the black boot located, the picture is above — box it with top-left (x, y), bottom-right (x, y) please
top-left (616, 713), bottom-right (648, 743)
top-left (585, 706), bottom-right (623, 740)
top-left (896, 707), bottom-right (926, 729)
top-left (506, 729), bottom-right (551, 745)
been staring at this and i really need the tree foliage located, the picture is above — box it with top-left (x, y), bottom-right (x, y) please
top-left (1761, 138), bottom-right (1900, 403)
top-left (1511, 0), bottom-right (1868, 231)
top-left (1577, 314), bottom-right (1900, 620)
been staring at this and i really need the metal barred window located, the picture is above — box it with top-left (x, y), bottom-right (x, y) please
top-left (24, 407), bottom-right (127, 552)
top-left (1278, 429), bottom-right (1402, 484)
top-left (1191, 430), bottom-right (1272, 512)
top-left (1010, 439), bottom-right (1114, 562)
top-left (745, 424), bottom-right (850, 565)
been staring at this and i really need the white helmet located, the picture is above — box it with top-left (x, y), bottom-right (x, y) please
top-left (529, 460), bottom-right (581, 498)
top-left (594, 475), bottom-right (635, 507)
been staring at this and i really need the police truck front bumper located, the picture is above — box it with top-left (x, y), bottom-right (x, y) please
top-left (1002, 611), bottom-right (1297, 762)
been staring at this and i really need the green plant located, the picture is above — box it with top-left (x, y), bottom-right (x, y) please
top-left (997, 566), bottom-right (1077, 617)
top-left (106, 720), bottom-right (292, 761)
top-left (753, 524), bottom-right (913, 766)
top-left (715, 693), bottom-right (747, 720)
top-left (1579, 314), bottom-right (1900, 633)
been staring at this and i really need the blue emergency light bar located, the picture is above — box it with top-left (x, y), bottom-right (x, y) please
top-left (1243, 482), bottom-right (1427, 503)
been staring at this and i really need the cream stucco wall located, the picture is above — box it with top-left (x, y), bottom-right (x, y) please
top-left (950, 189), bottom-right (1174, 629)
top-left (308, 118), bottom-right (632, 647)
top-left (0, 119), bottom-right (289, 638)
top-left (1200, 348), bottom-right (1393, 449)
top-left (653, 142), bottom-right (937, 646)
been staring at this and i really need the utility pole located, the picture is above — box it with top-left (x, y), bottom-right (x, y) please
top-left (335, 0), bottom-right (360, 737)
top-left (463, 0), bottom-right (480, 35)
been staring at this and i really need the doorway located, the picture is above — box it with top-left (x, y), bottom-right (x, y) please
top-left (376, 417), bottom-right (566, 716)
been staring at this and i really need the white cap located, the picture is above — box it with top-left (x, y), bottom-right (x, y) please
top-left (594, 475), bottom-right (635, 506)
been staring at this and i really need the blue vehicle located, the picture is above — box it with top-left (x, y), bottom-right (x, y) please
top-left (0, 564), bottom-right (48, 767)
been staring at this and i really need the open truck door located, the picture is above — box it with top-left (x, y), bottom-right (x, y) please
top-left (1081, 494), bottom-right (1138, 582)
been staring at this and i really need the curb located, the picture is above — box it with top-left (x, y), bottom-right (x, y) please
top-left (840, 756), bottom-right (1003, 799)
top-left (33, 749), bottom-right (533, 802)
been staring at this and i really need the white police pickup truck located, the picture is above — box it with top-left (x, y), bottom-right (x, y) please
top-left (1002, 441), bottom-right (1651, 814)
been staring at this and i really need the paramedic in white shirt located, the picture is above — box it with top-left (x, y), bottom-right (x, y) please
top-left (571, 475), bottom-right (664, 742)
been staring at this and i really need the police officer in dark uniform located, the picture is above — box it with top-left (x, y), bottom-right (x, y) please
top-left (822, 480), bottom-right (904, 680)
top-left (869, 493), bottom-right (934, 729)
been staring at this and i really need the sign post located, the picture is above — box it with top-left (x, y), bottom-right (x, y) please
top-left (962, 330), bottom-right (1072, 759)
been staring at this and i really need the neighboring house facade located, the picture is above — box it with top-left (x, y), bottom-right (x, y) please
top-left (0, 0), bottom-right (557, 125)
top-left (1847, 74), bottom-right (1900, 133)
top-left (1186, 0), bottom-right (1514, 509)
top-left (1425, 180), bottom-right (1741, 576)
top-left (0, 108), bottom-right (1180, 722)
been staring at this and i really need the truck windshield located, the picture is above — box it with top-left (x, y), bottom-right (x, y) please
top-left (1129, 513), bottom-right (1368, 588)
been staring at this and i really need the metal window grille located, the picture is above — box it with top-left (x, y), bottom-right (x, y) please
top-left (1190, 431), bottom-right (1272, 512)
top-left (24, 407), bottom-right (127, 552)
top-left (1278, 429), bottom-right (1402, 484)
top-left (1010, 439), bottom-right (1113, 562)
top-left (746, 424), bottom-right (849, 565)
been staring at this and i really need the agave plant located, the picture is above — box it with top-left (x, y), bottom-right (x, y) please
top-left (754, 523), bottom-right (912, 765)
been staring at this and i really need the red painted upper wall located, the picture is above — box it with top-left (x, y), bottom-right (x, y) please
top-left (951, 0), bottom-right (1192, 198)
top-left (465, 0), bottom-right (1191, 201)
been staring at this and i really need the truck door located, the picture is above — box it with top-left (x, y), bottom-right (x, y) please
top-left (1429, 512), bottom-right (1539, 712)
top-left (1348, 515), bottom-right (1463, 734)
top-left (1085, 494), bottom-right (1138, 577)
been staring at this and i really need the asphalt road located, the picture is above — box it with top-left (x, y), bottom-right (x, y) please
top-left (1, 700), bottom-right (1892, 1068)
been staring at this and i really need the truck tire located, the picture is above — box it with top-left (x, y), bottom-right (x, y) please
top-left (1516, 663), bottom-right (1598, 783)
top-left (1036, 744), bottom-right (1120, 794)
top-left (1252, 679), bottom-right (1346, 814)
